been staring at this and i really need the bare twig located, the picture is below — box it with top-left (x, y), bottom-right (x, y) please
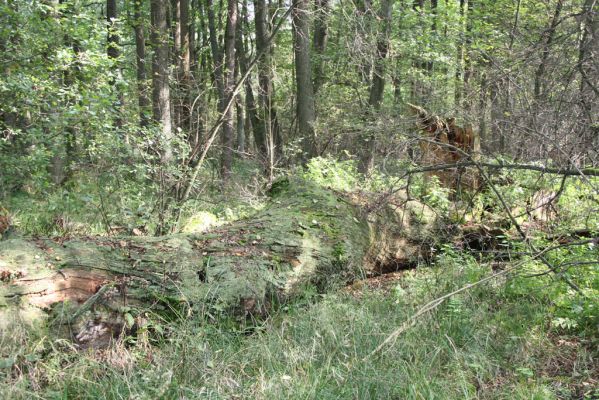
top-left (365, 238), bottom-right (597, 359)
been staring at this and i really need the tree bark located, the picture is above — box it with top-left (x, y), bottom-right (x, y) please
top-left (234, 5), bottom-right (266, 157)
top-left (293, 0), bottom-right (318, 161)
top-left (150, 0), bottom-right (174, 163)
top-left (1, 179), bottom-right (436, 347)
top-left (534, 0), bottom-right (563, 100)
top-left (255, 0), bottom-right (282, 170)
top-left (133, 0), bottom-right (151, 128)
top-left (312, 0), bottom-right (329, 94)
top-left (578, 0), bottom-right (599, 143)
top-left (360, 0), bottom-right (393, 173)
top-left (221, 0), bottom-right (237, 183)
top-left (172, 0), bottom-right (192, 133)
top-left (462, 0), bottom-right (474, 112)
top-left (454, 0), bottom-right (466, 106)
top-left (207, 0), bottom-right (225, 105)
top-left (354, 0), bottom-right (373, 85)
top-left (367, 0), bottom-right (392, 109)
top-left (107, 0), bottom-right (124, 129)
top-left (410, 0), bottom-right (426, 104)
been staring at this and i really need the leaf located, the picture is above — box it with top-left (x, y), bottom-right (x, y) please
top-left (0, 357), bottom-right (15, 369)
top-left (124, 313), bottom-right (135, 329)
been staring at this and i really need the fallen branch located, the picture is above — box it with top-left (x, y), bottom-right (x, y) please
top-left (365, 238), bottom-right (596, 359)
top-left (406, 161), bottom-right (599, 177)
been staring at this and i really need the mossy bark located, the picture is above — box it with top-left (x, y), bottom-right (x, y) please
top-left (0, 178), bottom-right (438, 345)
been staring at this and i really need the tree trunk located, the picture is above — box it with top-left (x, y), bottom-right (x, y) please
top-left (360, 0), bottom-right (393, 173)
top-left (462, 0), bottom-right (474, 113)
top-left (0, 179), bottom-right (436, 347)
top-left (51, 0), bottom-right (82, 186)
top-left (151, 0), bottom-right (174, 163)
top-left (255, 0), bottom-right (282, 173)
top-left (534, 0), bottom-right (563, 100)
top-left (354, 0), bottom-right (373, 85)
top-left (236, 94), bottom-right (245, 153)
top-left (410, 0), bottom-right (426, 104)
top-left (106, 0), bottom-right (124, 129)
top-left (312, 0), bottom-right (329, 94)
top-left (221, 0), bottom-right (237, 183)
top-left (172, 0), bottom-right (192, 133)
top-left (235, 4), bottom-right (266, 157)
top-left (367, 0), bottom-right (392, 109)
top-left (207, 0), bottom-right (225, 105)
top-left (454, 0), bottom-right (466, 106)
top-left (293, 0), bottom-right (318, 161)
top-left (578, 0), bottom-right (599, 145)
top-left (133, 0), bottom-right (151, 128)
top-left (427, 0), bottom-right (438, 73)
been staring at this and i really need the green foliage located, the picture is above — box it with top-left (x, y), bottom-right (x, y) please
top-left (2, 249), bottom-right (596, 399)
top-left (302, 156), bottom-right (360, 191)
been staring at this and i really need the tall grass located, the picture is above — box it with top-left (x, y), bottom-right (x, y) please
top-left (2, 253), bottom-right (596, 399)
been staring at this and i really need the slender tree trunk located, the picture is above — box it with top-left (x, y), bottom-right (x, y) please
top-left (235, 5), bottom-right (266, 157)
top-left (255, 0), bottom-right (281, 174)
top-left (189, 0), bottom-right (207, 149)
top-left (490, 80), bottom-right (501, 152)
top-left (454, 0), bottom-right (466, 106)
top-left (462, 0), bottom-right (474, 112)
top-left (233, 34), bottom-right (244, 154)
top-left (107, 0), bottom-right (124, 129)
top-left (207, 0), bottom-right (225, 105)
top-left (221, 0), bottom-right (237, 183)
top-left (355, 0), bottom-right (373, 85)
top-left (133, 0), bottom-right (151, 128)
top-left (51, 0), bottom-right (81, 186)
top-left (499, 0), bottom-right (520, 154)
top-left (368, 0), bottom-right (393, 109)
top-left (578, 0), bottom-right (599, 138)
top-left (478, 70), bottom-right (487, 145)
top-left (427, 0), bottom-right (438, 73)
top-left (172, 0), bottom-right (192, 133)
top-left (392, 56), bottom-right (402, 104)
top-left (293, 0), bottom-right (317, 161)
top-left (361, 0), bottom-right (393, 172)
top-left (180, 0), bottom-right (191, 119)
top-left (312, 0), bottom-right (329, 94)
top-left (172, 0), bottom-right (182, 129)
top-left (107, 0), bottom-right (119, 66)
top-left (150, 0), bottom-right (174, 163)
top-left (236, 96), bottom-right (245, 153)
top-left (410, 0), bottom-right (426, 104)
top-left (534, 0), bottom-right (563, 100)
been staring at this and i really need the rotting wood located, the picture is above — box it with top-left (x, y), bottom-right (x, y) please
top-left (407, 103), bottom-right (481, 191)
top-left (0, 178), bottom-right (440, 348)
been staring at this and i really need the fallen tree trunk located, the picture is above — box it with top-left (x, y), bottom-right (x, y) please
top-left (0, 178), bottom-right (438, 347)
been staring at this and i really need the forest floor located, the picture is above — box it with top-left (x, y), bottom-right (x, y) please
top-left (1, 255), bottom-right (597, 399)
top-left (1, 159), bottom-right (597, 399)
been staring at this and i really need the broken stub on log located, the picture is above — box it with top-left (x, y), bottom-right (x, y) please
top-left (407, 103), bottom-right (481, 192)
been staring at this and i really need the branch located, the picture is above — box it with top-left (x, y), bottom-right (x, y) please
top-left (365, 238), bottom-right (597, 359)
top-left (407, 161), bottom-right (599, 177)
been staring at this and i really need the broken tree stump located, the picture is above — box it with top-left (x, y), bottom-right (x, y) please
top-left (407, 103), bottom-right (481, 191)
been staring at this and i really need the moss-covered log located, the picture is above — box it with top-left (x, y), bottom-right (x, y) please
top-left (0, 178), bottom-right (438, 346)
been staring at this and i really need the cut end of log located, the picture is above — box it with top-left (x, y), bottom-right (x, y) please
top-left (15, 269), bottom-right (109, 308)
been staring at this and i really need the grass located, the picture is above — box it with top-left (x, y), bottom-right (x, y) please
top-left (2, 159), bottom-right (597, 399)
top-left (2, 253), bottom-right (596, 399)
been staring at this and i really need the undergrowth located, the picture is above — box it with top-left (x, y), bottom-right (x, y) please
top-left (1, 251), bottom-right (596, 399)
top-left (1, 156), bottom-right (597, 399)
